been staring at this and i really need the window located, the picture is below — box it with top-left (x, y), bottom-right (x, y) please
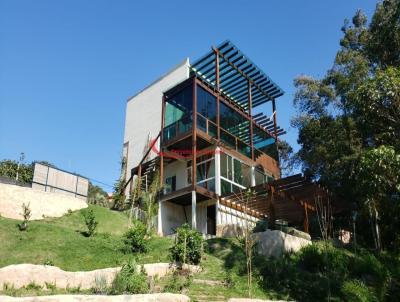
top-left (163, 84), bottom-right (193, 141)
top-left (165, 176), bottom-right (176, 193)
top-left (197, 86), bottom-right (216, 122)
top-left (220, 152), bottom-right (249, 194)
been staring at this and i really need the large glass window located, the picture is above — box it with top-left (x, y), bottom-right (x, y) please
top-left (253, 126), bottom-right (278, 161)
top-left (163, 84), bottom-right (193, 141)
top-left (220, 152), bottom-right (250, 194)
top-left (197, 87), bottom-right (216, 122)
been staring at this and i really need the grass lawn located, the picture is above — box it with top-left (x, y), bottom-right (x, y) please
top-left (0, 205), bottom-right (277, 299)
top-left (0, 205), bottom-right (172, 271)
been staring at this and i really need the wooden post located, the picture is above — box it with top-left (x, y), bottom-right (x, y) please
top-left (215, 48), bottom-right (221, 140)
top-left (272, 99), bottom-right (278, 141)
top-left (192, 78), bottom-right (197, 189)
top-left (137, 164), bottom-right (142, 195)
top-left (303, 203), bottom-right (309, 234)
top-left (248, 81), bottom-right (254, 160)
top-left (160, 95), bottom-right (166, 188)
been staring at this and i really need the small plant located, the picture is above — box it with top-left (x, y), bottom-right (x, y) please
top-left (224, 270), bottom-right (236, 288)
top-left (81, 208), bottom-right (98, 237)
top-left (163, 269), bottom-right (192, 293)
top-left (66, 284), bottom-right (82, 293)
top-left (25, 281), bottom-right (42, 290)
top-left (123, 220), bottom-right (148, 253)
top-left (18, 202), bottom-right (31, 231)
top-left (92, 275), bottom-right (108, 294)
top-left (43, 258), bottom-right (54, 266)
top-left (169, 223), bottom-right (203, 265)
top-left (45, 282), bottom-right (57, 291)
top-left (341, 280), bottom-right (377, 302)
top-left (110, 259), bottom-right (149, 294)
top-left (2, 282), bottom-right (17, 296)
top-left (67, 209), bottom-right (73, 215)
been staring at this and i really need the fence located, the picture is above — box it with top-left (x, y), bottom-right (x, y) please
top-left (32, 163), bottom-right (89, 200)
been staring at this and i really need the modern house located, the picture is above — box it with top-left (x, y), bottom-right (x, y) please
top-left (123, 41), bottom-right (329, 237)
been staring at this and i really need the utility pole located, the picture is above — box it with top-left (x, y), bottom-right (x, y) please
top-left (16, 152), bottom-right (25, 181)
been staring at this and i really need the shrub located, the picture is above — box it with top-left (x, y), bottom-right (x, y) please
top-left (81, 208), bottom-right (98, 237)
top-left (253, 218), bottom-right (268, 233)
top-left (43, 258), bottom-right (54, 266)
top-left (110, 259), bottom-right (149, 294)
top-left (163, 269), bottom-right (192, 293)
top-left (170, 223), bottom-right (203, 265)
top-left (123, 220), bottom-right (148, 253)
top-left (342, 280), bottom-right (377, 302)
top-left (18, 202), bottom-right (31, 231)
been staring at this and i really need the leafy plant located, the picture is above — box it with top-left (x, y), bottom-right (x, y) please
top-left (44, 258), bottom-right (54, 266)
top-left (342, 280), bottom-right (377, 302)
top-left (170, 223), bottom-right (203, 265)
top-left (81, 208), bottom-right (98, 237)
top-left (163, 269), bottom-right (192, 293)
top-left (123, 220), bottom-right (148, 253)
top-left (18, 202), bottom-right (31, 231)
top-left (110, 259), bottom-right (148, 294)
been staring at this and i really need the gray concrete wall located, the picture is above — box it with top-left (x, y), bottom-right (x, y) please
top-left (123, 59), bottom-right (190, 187)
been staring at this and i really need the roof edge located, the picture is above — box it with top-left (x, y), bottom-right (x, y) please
top-left (126, 58), bottom-right (190, 103)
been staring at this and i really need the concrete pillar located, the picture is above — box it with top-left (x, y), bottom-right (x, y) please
top-left (191, 190), bottom-right (196, 230)
top-left (215, 147), bottom-right (221, 195)
top-left (215, 147), bottom-right (221, 227)
top-left (157, 201), bottom-right (163, 236)
top-left (251, 166), bottom-right (256, 187)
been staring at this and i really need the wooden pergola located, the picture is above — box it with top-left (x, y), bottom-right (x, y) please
top-left (220, 174), bottom-right (333, 233)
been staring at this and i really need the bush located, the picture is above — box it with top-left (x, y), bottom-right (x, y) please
top-left (123, 220), bottom-right (148, 253)
top-left (110, 259), bottom-right (148, 294)
top-left (163, 269), bottom-right (192, 293)
top-left (342, 280), bottom-right (377, 302)
top-left (18, 203), bottom-right (31, 231)
top-left (252, 218), bottom-right (268, 233)
top-left (170, 223), bottom-right (203, 265)
top-left (82, 208), bottom-right (98, 237)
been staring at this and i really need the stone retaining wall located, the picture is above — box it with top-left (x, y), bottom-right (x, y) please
top-left (0, 263), bottom-right (200, 290)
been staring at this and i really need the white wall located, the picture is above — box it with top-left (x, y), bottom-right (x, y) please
top-left (164, 160), bottom-right (189, 191)
top-left (217, 204), bottom-right (259, 237)
top-left (160, 199), bottom-right (208, 235)
top-left (123, 59), bottom-right (190, 182)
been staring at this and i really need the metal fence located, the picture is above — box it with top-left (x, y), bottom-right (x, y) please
top-left (32, 163), bottom-right (89, 200)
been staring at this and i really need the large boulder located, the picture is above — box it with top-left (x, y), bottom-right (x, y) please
top-left (0, 263), bottom-right (201, 290)
top-left (0, 294), bottom-right (190, 302)
top-left (252, 230), bottom-right (311, 258)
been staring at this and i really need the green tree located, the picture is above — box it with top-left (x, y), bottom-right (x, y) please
top-left (355, 146), bottom-right (400, 251)
top-left (292, 0), bottom-right (400, 251)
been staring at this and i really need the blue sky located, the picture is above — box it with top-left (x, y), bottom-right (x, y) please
top-left (0, 0), bottom-right (377, 190)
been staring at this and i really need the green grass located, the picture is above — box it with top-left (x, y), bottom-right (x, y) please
top-left (0, 205), bottom-right (172, 271)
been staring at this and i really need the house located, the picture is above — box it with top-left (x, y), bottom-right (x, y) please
top-left (122, 41), bottom-right (329, 237)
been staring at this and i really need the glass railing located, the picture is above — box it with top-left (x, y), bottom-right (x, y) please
top-left (163, 117), bottom-right (192, 142)
top-left (196, 113), bottom-right (217, 139)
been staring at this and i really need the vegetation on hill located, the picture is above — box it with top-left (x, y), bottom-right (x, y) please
top-left (291, 0), bottom-right (400, 252)
top-left (0, 205), bottom-right (171, 271)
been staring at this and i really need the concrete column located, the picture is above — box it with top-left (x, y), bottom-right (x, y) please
top-left (251, 166), bottom-right (256, 187)
top-left (215, 147), bottom-right (221, 227)
top-left (191, 190), bottom-right (196, 230)
top-left (157, 201), bottom-right (163, 236)
top-left (215, 147), bottom-right (221, 195)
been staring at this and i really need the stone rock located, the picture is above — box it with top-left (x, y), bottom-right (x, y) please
top-left (228, 299), bottom-right (292, 302)
top-left (252, 230), bottom-right (311, 258)
top-left (0, 263), bottom-right (201, 290)
top-left (0, 294), bottom-right (190, 302)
